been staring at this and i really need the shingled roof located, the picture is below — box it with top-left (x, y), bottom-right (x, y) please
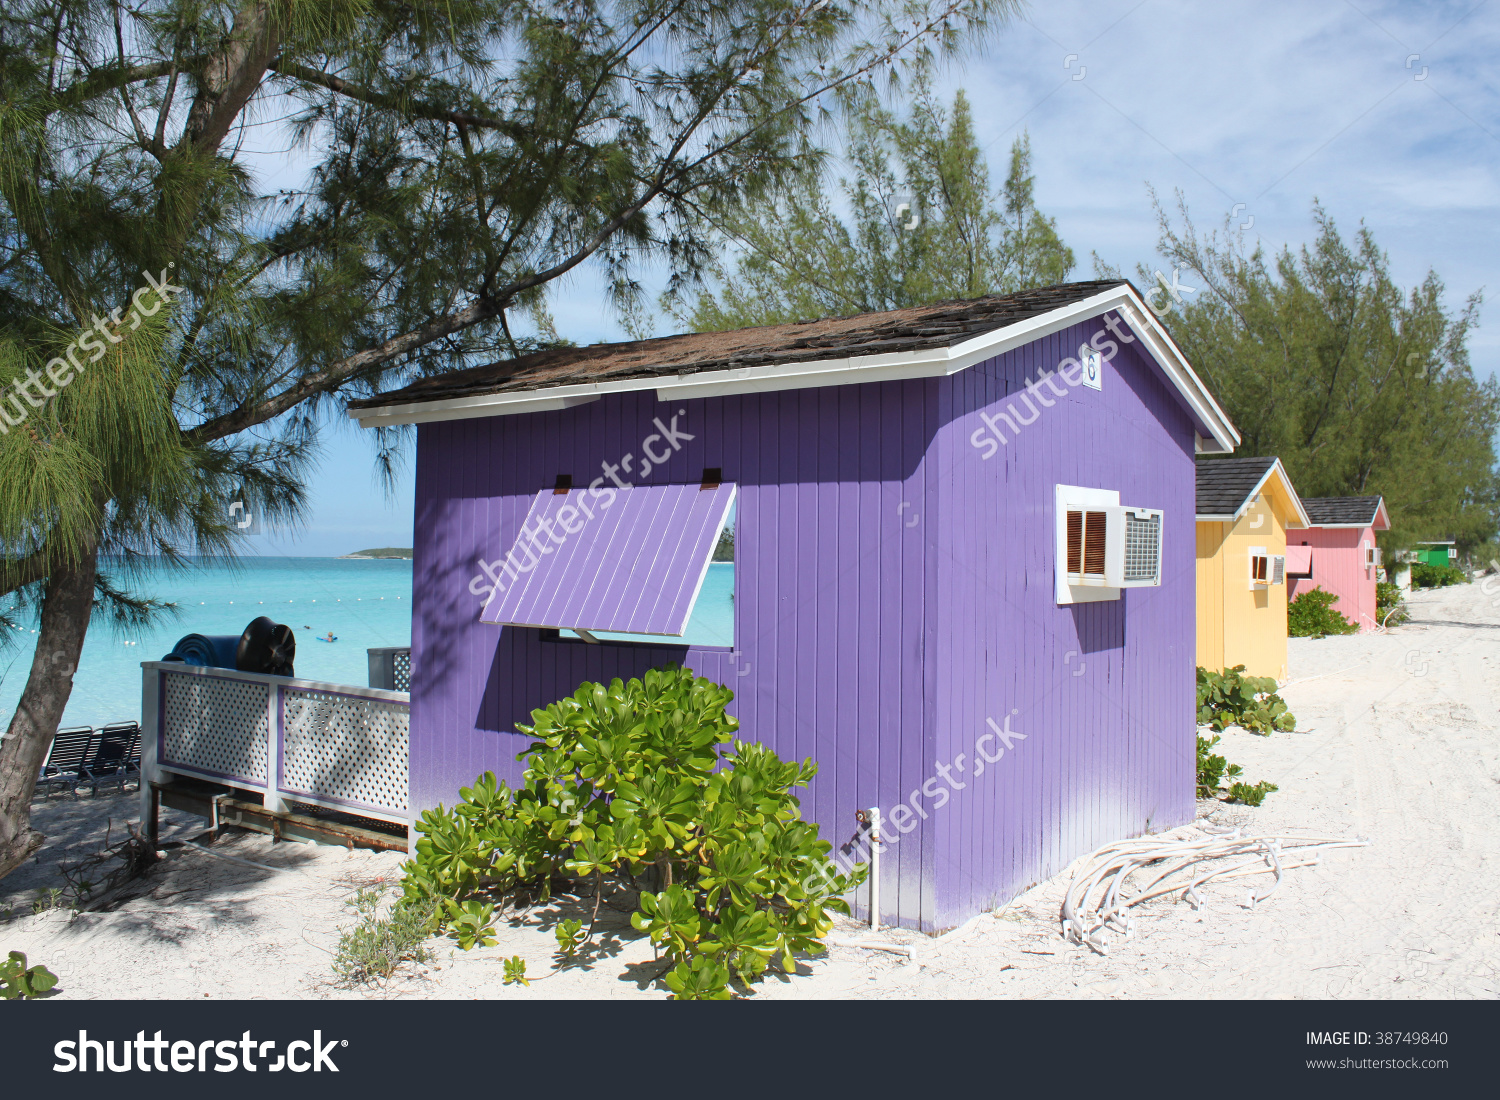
top-left (350, 281), bottom-right (1129, 411)
top-left (1302, 496), bottom-right (1390, 529)
top-left (346, 279), bottom-right (1242, 451)
top-left (1196, 456), bottom-right (1308, 525)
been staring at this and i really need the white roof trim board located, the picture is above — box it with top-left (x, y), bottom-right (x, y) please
top-left (1195, 457), bottom-right (1311, 528)
top-left (350, 285), bottom-right (1240, 452)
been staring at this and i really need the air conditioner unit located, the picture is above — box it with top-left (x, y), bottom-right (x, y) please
top-left (1108, 507), bottom-right (1164, 587)
top-left (1063, 505), bottom-right (1163, 589)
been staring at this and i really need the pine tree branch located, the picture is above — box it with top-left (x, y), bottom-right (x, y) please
top-left (268, 59), bottom-right (537, 142)
top-left (0, 550), bottom-right (51, 602)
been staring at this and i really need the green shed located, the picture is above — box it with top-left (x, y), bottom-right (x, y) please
top-left (1414, 540), bottom-right (1458, 567)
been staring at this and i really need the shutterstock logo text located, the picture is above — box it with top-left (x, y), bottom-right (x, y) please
top-left (54, 1031), bottom-right (344, 1073)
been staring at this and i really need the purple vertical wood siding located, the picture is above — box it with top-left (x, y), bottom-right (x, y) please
top-left (927, 319), bottom-right (1196, 929)
top-left (480, 481), bottom-right (736, 633)
top-left (409, 310), bottom-right (1196, 932)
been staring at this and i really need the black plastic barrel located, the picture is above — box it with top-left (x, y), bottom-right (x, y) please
top-left (162, 616), bottom-right (296, 677)
top-left (161, 633), bottom-right (241, 668)
top-left (235, 616), bottom-right (296, 677)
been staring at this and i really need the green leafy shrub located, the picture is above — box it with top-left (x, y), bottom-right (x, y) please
top-left (554, 918), bottom-right (587, 958)
top-left (1197, 736), bottom-right (1278, 806)
top-left (0, 951), bottom-right (58, 999)
top-left (1287, 587), bottom-right (1359, 637)
top-left (1226, 780), bottom-right (1279, 806)
top-left (1194, 732), bottom-right (1230, 792)
top-left (1410, 561), bottom-right (1465, 588)
top-left (444, 899), bottom-right (498, 950)
top-left (1196, 735), bottom-right (1233, 798)
top-left (1197, 666), bottom-right (1296, 733)
top-left (1375, 581), bottom-right (1408, 627)
top-left (330, 888), bottom-right (438, 987)
top-left (401, 664), bottom-right (865, 1000)
top-left (502, 956), bottom-right (529, 986)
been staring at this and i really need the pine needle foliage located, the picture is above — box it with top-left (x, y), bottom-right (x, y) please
top-left (676, 80), bottom-right (1071, 329)
top-left (0, 0), bottom-right (1016, 876)
top-left (1113, 190), bottom-right (1500, 551)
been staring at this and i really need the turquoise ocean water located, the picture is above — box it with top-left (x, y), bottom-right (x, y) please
top-left (0, 557), bottom-right (734, 730)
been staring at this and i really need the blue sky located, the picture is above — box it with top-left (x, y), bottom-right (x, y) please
top-left (243, 0), bottom-right (1499, 556)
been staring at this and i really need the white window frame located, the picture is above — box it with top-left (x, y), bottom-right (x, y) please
top-left (1249, 545), bottom-right (1269, 589)
top-left (1054, 485), bottom-right (1164, 604)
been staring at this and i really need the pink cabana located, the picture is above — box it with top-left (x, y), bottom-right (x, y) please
top-left (1287, 496), bottom-right (1392, 631)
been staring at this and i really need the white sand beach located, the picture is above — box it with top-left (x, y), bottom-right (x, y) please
top-left (3, 580), bottom-right (1496, 1000)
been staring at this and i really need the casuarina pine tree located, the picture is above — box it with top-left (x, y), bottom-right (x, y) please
top-left (0, 0), bottom-right (1018, 877)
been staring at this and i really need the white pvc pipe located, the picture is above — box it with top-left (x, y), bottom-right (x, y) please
top-left (867, 806), bottom-right (881, 932)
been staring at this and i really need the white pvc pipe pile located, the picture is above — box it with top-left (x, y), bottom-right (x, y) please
top-left (1060, 828), bottom-right (1368, 955)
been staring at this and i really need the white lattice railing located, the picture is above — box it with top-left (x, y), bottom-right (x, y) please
top-left (141, 661), bottom-right (410, 825)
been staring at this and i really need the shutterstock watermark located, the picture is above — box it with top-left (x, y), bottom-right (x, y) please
top-left (968, 312), bottom-right (1133, 459)
top-left (467, 411), bottom-right (696, 603)
top-left (54, 1030), bottom-right (343, 1073)
top-left (805, 709), bottom-right (1032, 891)
top-left (228, 484), bottom-right (261, 536)
top-left (1143, 263), bottom-right (1195, 313)
top-left (0, 267), bottom-right (183, 435)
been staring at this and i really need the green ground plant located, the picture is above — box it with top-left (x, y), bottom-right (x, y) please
top-left (330, 888), bottom-right (438, 987)
top-left (401, 664), bottom-right (865, 1000)
top-left (1410, 562), bottom-right (1466, 588)
top-left (1288, 587), bottom-right (1361, 637)
top-left (554, 919), bottom-right (588, 958)
top-left (1376, 581), bottom-right (1409, 626)
top-left (1197, 666), bottom-right (1296, 733)
top-left (1226, 780), bottom-right (1280, 807)
top-left (0, 950), bottom-right (57, 999)
top-left (1196, 735), bottom-right (1279, 807)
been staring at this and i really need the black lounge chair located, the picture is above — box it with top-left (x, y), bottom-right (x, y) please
top-left (36, 726), bottom-right (97, 800)
top-left (81, 722), bottom-right (142, 797)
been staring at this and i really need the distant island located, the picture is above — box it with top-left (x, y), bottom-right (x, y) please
top-left (340, 547), bottom-right (413, 559)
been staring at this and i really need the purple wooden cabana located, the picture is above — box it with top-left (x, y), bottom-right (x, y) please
top-left (351, 280), bottom-right (1240, 932)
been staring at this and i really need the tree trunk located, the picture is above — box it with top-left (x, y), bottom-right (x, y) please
top-left (0, 548), bottom-right (98, 880)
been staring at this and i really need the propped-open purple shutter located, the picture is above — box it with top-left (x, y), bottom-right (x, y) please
top-left (480, 482), bottom-right (736, 635)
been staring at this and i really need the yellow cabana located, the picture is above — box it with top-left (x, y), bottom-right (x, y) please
top-left (1196, 456), bottom-right (1310, 681)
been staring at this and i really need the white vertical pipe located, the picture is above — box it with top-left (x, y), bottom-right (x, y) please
top-left (868, 806), bottom-right (882, 932)
top-left (139, 663), bottom-right (161, 831)
top-left (263, 681), bottom-right (286, 815)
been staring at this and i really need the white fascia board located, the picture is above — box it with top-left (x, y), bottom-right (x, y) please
top-left (1259, 458), bottom-right (1311, 528)
top-left (1199, 458), bottom-right (1311, 528)
top-left (352, 392), bottom-right (599, 429)
top-left (1110, 294), bottom-right (1239, 453)
top-left (349, 285), bottom-right (1242, 450)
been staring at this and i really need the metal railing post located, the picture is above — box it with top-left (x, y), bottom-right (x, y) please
top-left (139, 662), bottom-right (161, 837)
top-left (263, 680), bottom-right (287, 814)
